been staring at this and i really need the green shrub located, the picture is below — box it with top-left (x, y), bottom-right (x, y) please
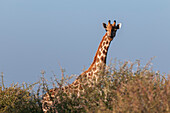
top-left (0, 75), bottom-right (43, 113)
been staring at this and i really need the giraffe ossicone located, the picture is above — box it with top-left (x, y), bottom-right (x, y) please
top-left (42, 20), bottom-right (121, 113)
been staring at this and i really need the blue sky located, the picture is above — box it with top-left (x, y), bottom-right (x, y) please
top-left (0, 0), bottom-right (170, 85)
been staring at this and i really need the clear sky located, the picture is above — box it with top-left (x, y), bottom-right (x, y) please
top-left (0, 0), bottom-right (170, 85)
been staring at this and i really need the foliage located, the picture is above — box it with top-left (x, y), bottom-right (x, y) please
top-left (42, 59), bottom-right (170, 113)
top-left (0, 59), bottom-right (170, 113)
top-left (0, 74), bottom-right (43, 113)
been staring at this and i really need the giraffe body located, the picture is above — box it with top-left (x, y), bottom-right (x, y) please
top-left (42, 20), bottom-right (121, 113)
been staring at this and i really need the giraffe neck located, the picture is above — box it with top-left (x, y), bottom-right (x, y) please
top-left (62, 33), bottom-right (113, 96)
top-left (70, 33), bottom-right (112, 92)
top-left (85, 33), bottom-right (112, 74)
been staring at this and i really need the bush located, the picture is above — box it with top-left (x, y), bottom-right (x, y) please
top-left (0, 59), bottom-right (169, 113)
top-left (0, 75), bottom-right (43, 113)
top-left (41, 60), bottom-right (170, 113)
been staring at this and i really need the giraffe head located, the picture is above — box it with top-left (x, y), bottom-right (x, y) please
top-left (103, 20), bottom-right (121, 38)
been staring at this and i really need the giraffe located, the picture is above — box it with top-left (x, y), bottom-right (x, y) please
top-left (42, 20), bottom-right (121, 113)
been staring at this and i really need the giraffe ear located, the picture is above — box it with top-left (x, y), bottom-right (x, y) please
top-left (103, 23), bottom-right (107, 29)
top-left (116, 23), bottom-right (122, 29)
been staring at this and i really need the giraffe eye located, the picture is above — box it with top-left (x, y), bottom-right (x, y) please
top-left (112, 29), bottom-right (116, 31)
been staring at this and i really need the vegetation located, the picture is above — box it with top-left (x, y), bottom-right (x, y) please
top-left (0, 72), bottom-right (43, 113)
top-left (0, 59), bottom-right (170, 113)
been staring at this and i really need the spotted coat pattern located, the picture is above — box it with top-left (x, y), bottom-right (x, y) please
top-left (42, 20), bottom-right (121, 113)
